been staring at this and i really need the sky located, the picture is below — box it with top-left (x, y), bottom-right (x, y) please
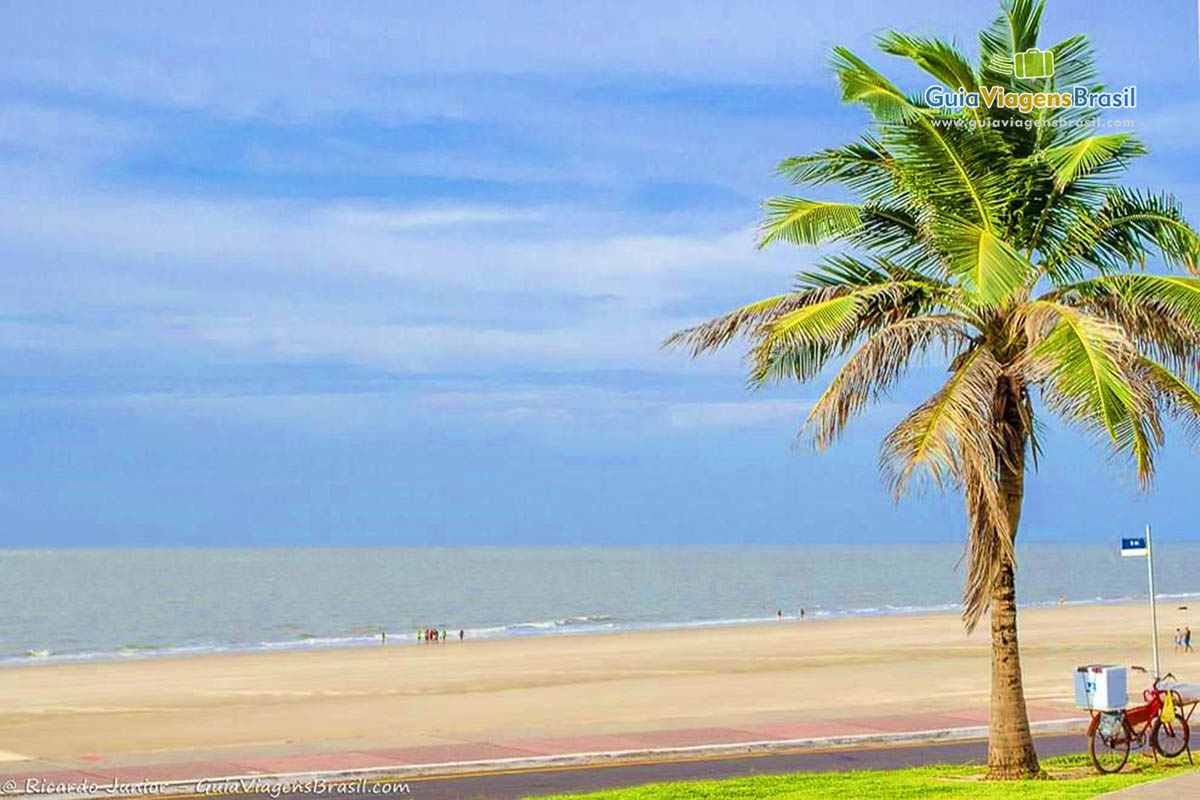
top-left (2, 1), bottom-right (1199, 547)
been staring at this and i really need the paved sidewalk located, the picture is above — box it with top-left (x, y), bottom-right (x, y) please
top-left (1100, 768), bottom-right (1200, 797)
top-left (1099, 767), bottom-right (1200, 800)
top-left (0, 704), bottom-right (1085, 795)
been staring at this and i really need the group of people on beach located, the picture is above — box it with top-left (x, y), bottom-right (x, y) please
top-left (419, 627), bottom-right (463, 642)
top-left (1175, 627), bottom-right (1193, 653)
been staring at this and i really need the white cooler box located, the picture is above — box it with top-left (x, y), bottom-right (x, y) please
top-left (1075, 664), bottom-right (1127, 710)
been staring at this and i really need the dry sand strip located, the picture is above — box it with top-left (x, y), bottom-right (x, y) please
top-left (0, 601), bottom-right (1187, 765)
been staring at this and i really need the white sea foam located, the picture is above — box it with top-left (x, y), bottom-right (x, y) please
top-left (4, 544), bottom-right (1200, 666)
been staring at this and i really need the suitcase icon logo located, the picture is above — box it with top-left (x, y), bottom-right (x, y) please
top-left (989, 48), bottom-right (1055, 80)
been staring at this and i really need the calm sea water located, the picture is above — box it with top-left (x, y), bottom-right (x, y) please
top-left (2, 544), bottom-right (1198, 664)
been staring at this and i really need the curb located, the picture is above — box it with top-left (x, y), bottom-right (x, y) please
top-left (43, 718), bottom-right (1089, 799)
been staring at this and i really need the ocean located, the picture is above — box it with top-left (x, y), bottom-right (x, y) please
top-left (2, 543), bottom-right (1197, 665)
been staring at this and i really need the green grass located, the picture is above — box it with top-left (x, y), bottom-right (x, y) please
top-left (531, 755), bottom-right (1195, 799)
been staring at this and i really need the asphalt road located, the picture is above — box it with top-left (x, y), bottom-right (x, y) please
top-left (256, 733), bottom-right (1086, 800)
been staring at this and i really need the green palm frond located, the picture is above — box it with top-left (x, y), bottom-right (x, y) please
top-left (830, 47), bottom-right (926, 123)
top-left (876, 32), bottom-right (978, 93)
top-left (881, 115), bottom-right (1009, 229)
top-left (979, 0), bottom-right (1045, 85)
top-left (1039, 135), bottom-right (1143, 190)
top-left (748, 283), bottom-right (914, 384)
top-left (758, 198), bottom-right (864, 248)
top-left (1053, 274), bottom-right (1200, 379)
top-left (765, 289), bottom-right (880, 343)
top-left (934, 219), bottom-right (1034, 304)
top-left (1047, 189), bottom-right (1200, 276)
top-left (1052, 274), bottom-right (1200, 323)
top-left (794, 255), bottom-right (896, 289)
top-left (1027, 34), bottom-right (1102, 150)
top-left (845, 206), bottom-right (940, 270)
top-left (1020, 301), bottom-right (1159, 483)
top-left (1043, 34), bottom-right (1099, 92)
top-left (775, 137), bottom-right (898, 199)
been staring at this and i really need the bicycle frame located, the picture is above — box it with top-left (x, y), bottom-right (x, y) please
top-left (1087, 669), bottom-right (1196, 774)
top-left (1114, 693), bottom-right (1163, 745)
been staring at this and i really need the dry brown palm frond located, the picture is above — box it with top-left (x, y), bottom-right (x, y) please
top-left (662, 292), bottom-right (809, 357)
top-left (745, 284), bottom-right (914, 384)
top-left (805, 314), bottom-right (970, 450)
top-left (880, 347), bottom-right (1003, 499)
top-left (878, 347), bottom-right (1010, 629)
top-left (961, 443), bottom-right (1011, 631)
top-left (1133, 356), bottom-right (1200, 446)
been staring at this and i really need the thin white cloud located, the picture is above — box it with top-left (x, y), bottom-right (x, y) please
top-left (421, 385), bottom-right (811, 431)
top-left (325, 205), bottom-right (544, 230)
top-left (662, 399), bottom-right (810, 430)
top-left (0, 3), bottom-right (938, 122)
top-left (0, 181), bottom-right (791, 377)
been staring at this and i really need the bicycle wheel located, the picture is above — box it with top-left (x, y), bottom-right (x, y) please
top-left (1152, 710), bottom-right (1190, 759)
top-left (1090, 712), bottom-right (1132, 774)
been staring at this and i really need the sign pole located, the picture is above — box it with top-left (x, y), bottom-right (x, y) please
top-left (1147, 523), bottom-right (1161, 679)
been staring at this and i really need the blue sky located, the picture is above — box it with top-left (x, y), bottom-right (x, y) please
top-left (2, 1), bottom-right (1199, 546)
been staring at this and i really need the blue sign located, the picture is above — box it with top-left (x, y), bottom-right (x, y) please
top-left (1122, 537), bottom-right (1148, 557)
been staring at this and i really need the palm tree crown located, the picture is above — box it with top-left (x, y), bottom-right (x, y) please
top-left (669, 5), bottom-right (1200, 776)
top-left (672, 0), bottom-right (1195, 623)
top-left (671, 0), bottom-right (1200, 630)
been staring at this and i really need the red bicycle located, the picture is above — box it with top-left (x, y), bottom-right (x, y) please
top-left (1087, 666), bottom-right (1193, 774)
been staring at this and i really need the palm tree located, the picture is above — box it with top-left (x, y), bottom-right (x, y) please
top-left (667, 0), bottom-right (1200, 779)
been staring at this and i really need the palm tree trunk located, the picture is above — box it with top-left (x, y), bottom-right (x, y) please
top-left (986, 386), bottom-right (1040, 779)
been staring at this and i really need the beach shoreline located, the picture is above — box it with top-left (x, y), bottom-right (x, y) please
top-left (7, 591), bottom-right (1194, 669)
top-left (8, 543), bottom-right (1200, 670)
top-left (0, 598), bottom-right (1193, 764)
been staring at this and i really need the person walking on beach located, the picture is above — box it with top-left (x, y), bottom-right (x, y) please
top-left (777, 610), bottom-right (782, 620)
top-left (799, 608), bottom-right (805, 621)
top-left (440, 629), bottom-right (446, 642)
top-left (459, 629), bottom-right (464, 641)
top-left (1176, 628), bottom-right (1183, 653)
top-left (1187, 627), bottom-right (1193, 653)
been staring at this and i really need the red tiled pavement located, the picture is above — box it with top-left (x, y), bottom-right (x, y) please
top-left (1028, 704), bottom-right (1077, 721)
top-left (847, 713), bottom-right (988, 733)
top-left (227, 752), bottom-right (396, 775)
top-left (736, 720), bottom-right (893, 739)
top-left (92, 762), bottom-right (263, 782)
top-left (363, 742), bottom-right (542, 765)
top-left (620, 727), bottom-right (765, 748)
top-left (508, 734), bottom-right (659, 754)
top-left (1, 706), bottom-right (1087, 793)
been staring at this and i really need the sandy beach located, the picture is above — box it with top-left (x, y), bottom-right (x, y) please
top-left (0, 601), bottom-right (1192, 763)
